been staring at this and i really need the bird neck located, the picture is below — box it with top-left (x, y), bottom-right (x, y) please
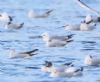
top-left (9, 49), bottom-right (16, 58)
top-left (43, 34), bottom-right (50, 42)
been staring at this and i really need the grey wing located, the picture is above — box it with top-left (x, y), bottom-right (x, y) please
top-left (51, 36), bottom-right (67, 40)
top-left (50, 35), bottom-right (73, 41)
top-left (73, 24), bottom-right (80, 30)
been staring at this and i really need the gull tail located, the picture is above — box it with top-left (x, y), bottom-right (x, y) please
top-left (97, 17), bottom-right (100, 22)
top-left (18, 23), bottom-right (24, 29)
top-left (9, 16), bottom-right (13, 22)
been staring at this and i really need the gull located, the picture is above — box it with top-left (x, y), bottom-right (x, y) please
top-left (41, 32), bottom-right (74, 47)
top-left (63, 21), bottom-right (96, 31)
top-left (84, 55), bottom-right (100, 66)
top-left (41, 61), bottom-right (74, 77)
top-left (65, 66), bottom-right (83, 77)
top-left (9, 49), bottom-right (38, 59)
top-left (28, 9), bottom-right (53, 18)
top-left (5, 17), bottom-right (24, 30)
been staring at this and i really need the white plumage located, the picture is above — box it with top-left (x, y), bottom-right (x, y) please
top-left (28, 9), bottom-right (53, 18)
top-left (84, 55), bottom-right (100, 66)
top-left (0, 12), bottom-right (10, 22)
top-left (65, 66), bottom-right (83, 77)
top-left (63, 21), bottom-right (96, 31)
top-left (41, 32), bottom-right (73, 47)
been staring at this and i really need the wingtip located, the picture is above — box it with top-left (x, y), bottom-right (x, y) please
top-left (68, 34), bottom-right (75, 39)
top-left (66, 39), bottom-right (74, 43)
top-left (80, 67), bottom-right (84, 71)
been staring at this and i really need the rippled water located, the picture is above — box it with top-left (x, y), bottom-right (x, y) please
top-left (0, 0), bottom-right (100, 82)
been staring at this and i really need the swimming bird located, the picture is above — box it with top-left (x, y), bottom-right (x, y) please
top-left (9, 49), bottom-right (38, 59)
top-left (41, 32), bottom-right (74, 47)
top-left (28, 9), bottom-right (53, 18)
top-left (63, 20), bottom-right (96, 31)
top-left (84, 55), bottom-right (100, 66)
top-left (41, 61), bottom-right (74, 77)
top-left (65, 66), bottom-right (83, 77)
top-left (5, 20), bottom-right (24, 30)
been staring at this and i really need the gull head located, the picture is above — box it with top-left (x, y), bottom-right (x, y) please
top-left (85, 14), bottom-right (92, 23)
top-left (0, 12), bottom-right (10, 22)
top-left (84, 55), bottom-right (93, 65)
top-left (43, 61), bottom-right (53, 67)
top-left (9, 49), bottom-right (16, 58)
top-left (28, 9), bottom-right (36, 18)
top-left (41, 32), bottom-right (50, 42)
top-left (41, 61), bottom-right (53, 72)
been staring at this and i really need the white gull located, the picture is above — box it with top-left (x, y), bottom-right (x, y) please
top-left (28, 9), bottom-right (53, 18)
top-left (63, 20), bottom-right (96, 31)
top-left (84, 55), bottom-right (100, 66)
top-left (41, 32), bottom-right (74, 47)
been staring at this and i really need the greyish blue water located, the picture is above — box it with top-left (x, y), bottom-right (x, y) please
top-left (0, 0), bottom-right (100, 82)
